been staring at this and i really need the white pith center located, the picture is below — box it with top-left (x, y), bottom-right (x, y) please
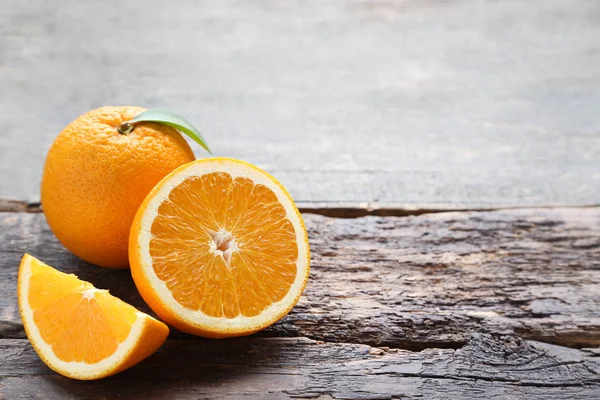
top-left (81, 288), bottom-right (98, 300)
top-left (208, 228), bottom-right (239, 266)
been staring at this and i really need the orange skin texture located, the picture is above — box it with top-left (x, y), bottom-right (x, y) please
top-left (41, 106), bottom-right (195, 268)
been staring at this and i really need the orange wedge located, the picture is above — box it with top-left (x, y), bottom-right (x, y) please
top-left (18, 254), bottom-right (169, 380)
top-left (129, 157), bottom-right (310, 338)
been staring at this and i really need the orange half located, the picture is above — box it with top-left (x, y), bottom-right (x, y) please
top-left (129, 157), bottom-right (310, 337)
top-left (18, 254), bottom-right (169, 380)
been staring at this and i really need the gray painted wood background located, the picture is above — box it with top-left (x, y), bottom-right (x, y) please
top-left (1, 0), bottom-right (599, 209)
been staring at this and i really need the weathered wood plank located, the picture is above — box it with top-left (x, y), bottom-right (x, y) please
top-left (1, 0), bottom-right (600, 208)
top-left (1, 334), bottom-right (599, 399)
top-left (1, 209), bottom-right (599, 349)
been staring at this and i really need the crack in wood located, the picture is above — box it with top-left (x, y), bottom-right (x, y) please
top-left (3, 199), bottom-right (600, 219)
top-left (0, 200), bottom-right (42, 213)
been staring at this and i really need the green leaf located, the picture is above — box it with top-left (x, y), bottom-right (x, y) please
top-left (127, 109), bottom-right (212, 154)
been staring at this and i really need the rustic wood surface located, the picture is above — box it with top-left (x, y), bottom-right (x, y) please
top-left (3, 209), bottom-right (600, 348)
top-left (1, 208), bottom-right (599, 398)
top-left (2, 335), bottom-right (600, 399)
top-left (1, 0), bottom-right (600, 209)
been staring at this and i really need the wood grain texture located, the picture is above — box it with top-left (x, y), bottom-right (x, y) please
top-left (2, 334), bottom-right (600, 399)
top-left (1, 0), bottom-right (600, 208)
top-left (1, 209), bottom-right (599, 350)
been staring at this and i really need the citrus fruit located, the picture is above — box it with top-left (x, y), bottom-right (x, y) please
top-left (129, 157), bottom-right (310, 338)
top-left (18, 254), bottom-right (169, 380)
top-left (41, 106), bottom-right (195, 268)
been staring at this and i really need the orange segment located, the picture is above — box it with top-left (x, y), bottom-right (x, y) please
top-left (28, 262), bottom-right (91, 309)
top-left (129, 157), bottom-right (310, 338)
top-left (149, 172), bottom-right (297, 318)
top-left (18, 254), bottom-right (169, 380)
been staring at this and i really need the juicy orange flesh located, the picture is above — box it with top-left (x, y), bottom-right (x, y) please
top-left (149, 171), bottom-right (298, 318)
top-left (27, 259), bottom-right (137, 363)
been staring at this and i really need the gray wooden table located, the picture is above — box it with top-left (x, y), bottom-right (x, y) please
top-left (1, 1), bottom-right (600, 399)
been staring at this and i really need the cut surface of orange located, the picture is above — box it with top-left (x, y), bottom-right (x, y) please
top-left (18, 254), bottom-right (169, 380)
top-left (129, 157), bottom-right (310, 338)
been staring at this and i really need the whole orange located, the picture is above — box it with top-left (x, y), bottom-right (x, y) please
top-left (41, 106), bottom-right (195, 268)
